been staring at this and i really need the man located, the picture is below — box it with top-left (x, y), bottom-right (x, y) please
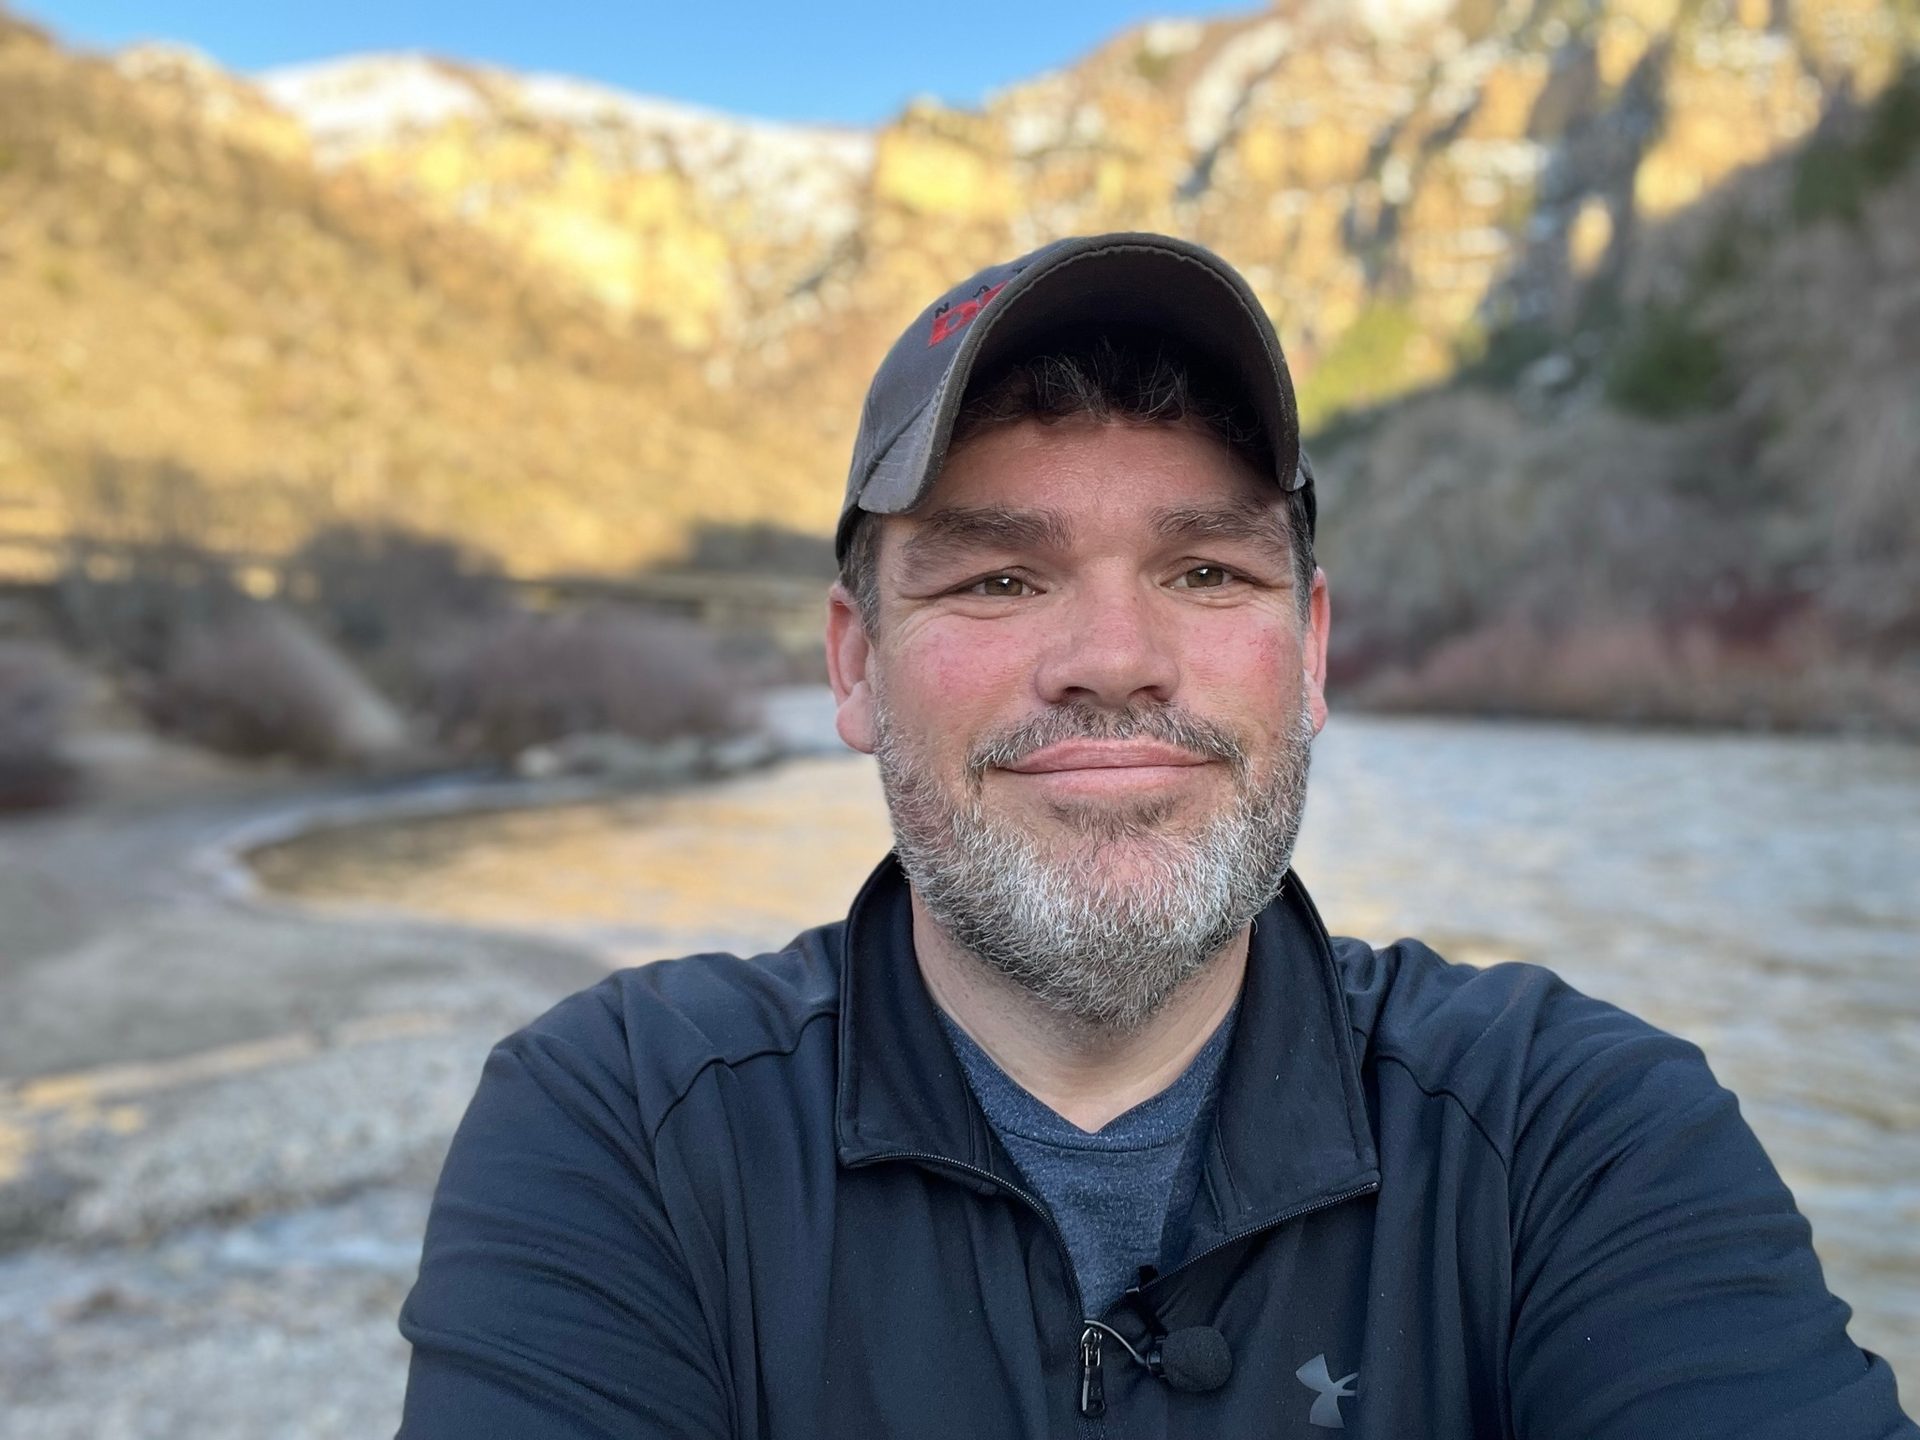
top-left (397, 234), bottom-right (1914, 1437)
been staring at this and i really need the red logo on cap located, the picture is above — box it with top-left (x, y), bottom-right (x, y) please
top-left (927, 281), bottom-right (1007, 347)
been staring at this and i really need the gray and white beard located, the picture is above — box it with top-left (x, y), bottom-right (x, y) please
top-left (874, 692), bottom-right (1316, 1034)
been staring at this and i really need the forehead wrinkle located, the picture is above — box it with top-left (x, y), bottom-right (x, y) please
top-left (896, 505), bottom-right (1075, 570)
top-left (1153, 497), bottom-right (1293, 558)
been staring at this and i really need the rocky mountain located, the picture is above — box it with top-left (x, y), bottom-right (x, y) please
top-left (231, 0), bottom-right (1914, 422)
top-left (252, 54), bottom-right (873, 350)
top-left (3, 0), bottom-right (1917, 726)
top-left (0, 14), bottom-right (816, 574)
top-left (1316, 105), bottom-right (1920, 729)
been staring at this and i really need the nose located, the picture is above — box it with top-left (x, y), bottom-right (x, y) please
top-left (1031, 574), bottom-right (1180, 709)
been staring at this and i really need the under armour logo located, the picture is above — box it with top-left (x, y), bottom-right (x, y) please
top-left (1295, 1353), bottom-right (1357, 1429)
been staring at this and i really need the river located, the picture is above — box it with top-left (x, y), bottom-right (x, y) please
top-left (252, 691), bottom-right (1920, 1382)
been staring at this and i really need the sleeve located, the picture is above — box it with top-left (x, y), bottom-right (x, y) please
top-left (396, 1004), bottom-right (732, 1440)
top-left (1505, 1022), bottom-right (1917, 1439)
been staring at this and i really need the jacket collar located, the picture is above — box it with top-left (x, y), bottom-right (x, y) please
top-left (833, 856), bottom-right (1379, 1251)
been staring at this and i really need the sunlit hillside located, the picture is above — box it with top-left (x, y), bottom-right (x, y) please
top-left (0, 14), bottom-right (826, 576)
top-left (2, 0), bottom-right (1917, 724)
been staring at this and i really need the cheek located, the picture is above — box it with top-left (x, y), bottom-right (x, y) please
top-left (881, 624), bottom-right (1038, 736)
top-left (1181, 619), bottom-right (1303, 722)
top-left (1194, 616), bottom-right (1297, 676)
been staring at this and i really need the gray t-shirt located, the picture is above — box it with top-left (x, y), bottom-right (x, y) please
top-left (937, 1005), bottom-right (1236, 1316)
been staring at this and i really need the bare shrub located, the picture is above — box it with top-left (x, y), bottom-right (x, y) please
top-left (281, 523), bottom-right (508, 663)
top-left (417, 608), bottom-right (748, 761)
top-left (146, 603), bottom-right (410, 765)
top-left (56, 536), bottom-right (244, 678)
top-left (1356, 616), bottom-right (1708, 722)
top-left (54, 456), bottom-right (249, 675)
top-left (1352, 614), bottom-right (1920, 733)
top-left (0, 641), bottom-right (84, 808)
top-left (1731, 158), bottom-right (1920, 655)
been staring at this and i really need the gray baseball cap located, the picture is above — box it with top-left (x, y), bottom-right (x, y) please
top-left (836, 231), bottom-right (1314, 561)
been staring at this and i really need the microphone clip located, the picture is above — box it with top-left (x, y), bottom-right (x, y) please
top-left (1080, 1317), bottom-right (1234, 1396)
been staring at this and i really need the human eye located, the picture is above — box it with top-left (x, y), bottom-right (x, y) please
top-left (963, 574), bottom-right (1037, 598)
top-left (1170, 564), bottom-right (1239, 591)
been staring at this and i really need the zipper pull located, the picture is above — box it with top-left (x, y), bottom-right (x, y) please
top-left (1079, 1325), bottom-right (1106, 1417)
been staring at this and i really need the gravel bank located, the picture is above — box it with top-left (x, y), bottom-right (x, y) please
top-left (0, 698), bottom-right (837, 1440)
top-left (0, 741), bottom-right (664, 1440)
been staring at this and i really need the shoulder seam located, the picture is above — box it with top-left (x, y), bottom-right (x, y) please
top-left (1367, 1042), bottom-right (1514, 1177)
top-left (647, 1005), bottom-right (839, 1145)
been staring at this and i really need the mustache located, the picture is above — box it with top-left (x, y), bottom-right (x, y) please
top-left (966, 703), bottom-right (1249, 781)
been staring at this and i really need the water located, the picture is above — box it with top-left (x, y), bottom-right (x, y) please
top-left (255, 694), bottom-right (1920, 1373)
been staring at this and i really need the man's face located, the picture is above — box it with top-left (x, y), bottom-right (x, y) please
top-left (829, 416), bottom-right (1331, 1029)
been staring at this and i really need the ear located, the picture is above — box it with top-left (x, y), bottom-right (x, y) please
top-left (826, 582), bottom-right (877, 755)
top-left (1303, 566), bottom-right (1331, 735)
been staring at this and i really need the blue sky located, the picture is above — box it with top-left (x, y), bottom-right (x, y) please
top-left (23, 1), bottom-right (1249, 126)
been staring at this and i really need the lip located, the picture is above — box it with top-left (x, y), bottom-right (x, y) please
top-left (1001, 741), bottom-right (1212, 774)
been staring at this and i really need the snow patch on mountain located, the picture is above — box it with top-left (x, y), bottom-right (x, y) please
top-left (259, 54), bottom-right (872, 171)
top-left (259, 54), bottom-right (485, 154)
top-left (257, 54), bottom-right (874, 256)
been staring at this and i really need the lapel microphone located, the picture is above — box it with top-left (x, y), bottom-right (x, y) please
top-left (1081, 1317), bottom-right (1234, 1393)
top-left (1086, 1277), bottom-right (1235, 1395)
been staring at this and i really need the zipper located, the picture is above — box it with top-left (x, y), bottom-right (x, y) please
top-left (857, 1149), bottom-right (1089, 1305)
top-left (856, 1150), bottom-right (1099, 1417)
top-left (1078, 1325), bottom-right (1105, 1417)
top-left (859, 1150), bottom-right (1377, 1423)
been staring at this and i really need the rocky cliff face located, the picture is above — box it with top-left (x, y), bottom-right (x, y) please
top-left (236, 0), bottom-right (1914, 428)
top-left (1315, 60), bottom-right (1920, 730)
top-left (247, 55), bottom-right (872, 351)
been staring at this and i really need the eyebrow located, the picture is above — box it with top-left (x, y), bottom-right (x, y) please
top-left (1153, 499), bottom-right (1294, 559)
top-left (896, 506), bottom-right (1074, 573)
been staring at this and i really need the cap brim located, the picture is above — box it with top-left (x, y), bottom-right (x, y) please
top-left (849, 235), bottom-right (1303, 542)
